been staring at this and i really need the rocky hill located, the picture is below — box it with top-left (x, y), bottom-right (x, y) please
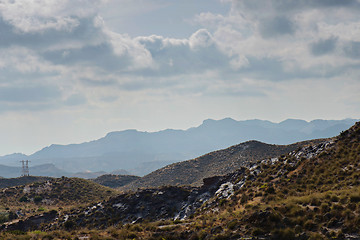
top-left (184, 120), bottom-right (360, 239)
top-left (0, 177), bottom-right (119, 230)
top-left (91, 174), bottom-right (140, 188)
top-left (0, 176), bottom-right (52, 189)
top-left (0, 177), bottom-right (118, 207)
top-left (122, 139), bottom-right (326, 190)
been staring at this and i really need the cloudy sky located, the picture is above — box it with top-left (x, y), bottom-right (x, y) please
top-left (0, 0), bottom-right (360, 155)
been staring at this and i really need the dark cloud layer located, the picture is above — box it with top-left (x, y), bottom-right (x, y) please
top-left (283, 0), bottom-right (360, 9)
top-left (344, 41), bottom-right (360, 59)
top-left (259, 16), bottom-right (295, 38)
top-left (0, 85), bottom-right (61, 103)
top-left (42, 43), bottom-right (132, 71)
top-left (232, 0), bottom-right (360, 42)
top-left (310, 37), bottom-right (338, 56)
top-left (237, 0), bottom-right (360, 12)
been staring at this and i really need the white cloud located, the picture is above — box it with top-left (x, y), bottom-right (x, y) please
top-left (0, 0), bottom-right (104, 32)
top-left (0, 47), bottom-right (58, 74)
top-left (106, 30), bottom-right (154, 70)
top-left (189, 0), bottom-right (360, 82)
top-left (189, 29), bottom-right (214, 49)
top-left (1, 0), bottom-right (360, 94)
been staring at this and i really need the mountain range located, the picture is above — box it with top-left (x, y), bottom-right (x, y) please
top-left (0, 163), bottom-right (130, 179)
top-left (0, 118), bottom-right (357, 177)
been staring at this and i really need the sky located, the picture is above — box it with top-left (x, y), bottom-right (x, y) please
top-left (0, 0), bottom-right (360, 156)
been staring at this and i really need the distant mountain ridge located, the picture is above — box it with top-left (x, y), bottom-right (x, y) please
top-left (0, 118), bottom-right (357, 176)
top-left (0, 163), bottom-right (129, 179)
top-left (0, 164), bottom-right (69, 179)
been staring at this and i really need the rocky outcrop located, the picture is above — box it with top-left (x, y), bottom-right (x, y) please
top-left (43, 167), bottom-right (248, 230)
top-left (1, 210), bottom-right (58, 232)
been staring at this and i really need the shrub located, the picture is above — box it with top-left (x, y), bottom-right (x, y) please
top-left (64, 220), bottom-right (75, 230)
top-left (227, 219), bottom-right (238, 230)
top-left (347, 203), bottom-right (356, 211)
top-left (252, 228), bottom-right (265, 236)
top-left (309, 232), bottom-right (326, 240)
top-left (34, 196), bottom-right (43, 203)
top-left (19, 196), bottom-right (29, 202)
top-left (127, 232), bottom-right (138, 239)
top-left (304, 220), bottom-right (317, 231)
top-left (350, 194), bottom-right (360, 203)
top-left (330, 195), bottom-right (339, 202)
top-left (7, 230), bottom-right (26, 235)
top-left (0, 212), bottom-right (9, 224)
top-left (310, 197), bottom-right (320, 206)
top-left (266, 186), bottom-right (275, 194)
top-left (320, 203), bottom-right (330, 214)
top-left (219, 199), bottom-right (227, 206)
top-left (271, 228), bottom-right (295, 240)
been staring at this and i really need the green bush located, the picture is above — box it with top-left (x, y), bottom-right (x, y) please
top-left (34, 196), bottom-right (43, 203)
top-left (19, 196), bottom-right (29, 202)
top-left (227, 219), bottom-right (238, 230)
top-left (304, 220), bottom-right (317, 231)
top-left (37, 207), bottom-right (45, 212)
top-left (350, 194), bottom-right (360, 203)
top-left (64, 220), bottom-right (75, 230)
top-left (0, 212), bottom-right (9, 224)
top-left (320, 203), bottom-right (330, 213)
top-left (309, 232), bottom-right (326, 240)
top-left (252, 228), bottom-right (265, 236)
top-left (271, 228), bottom-right (295, 240)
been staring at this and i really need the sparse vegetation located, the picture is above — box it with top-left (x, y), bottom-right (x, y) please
top-left (123, 138), bottom-right (325, 190)
top-left (0, 122), bottom-right (359, 239)
top-left (92, 174), bottom-right (140, 188)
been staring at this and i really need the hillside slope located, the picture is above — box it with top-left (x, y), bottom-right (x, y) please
top-left (0, 177), bottom-right (119, 228)
top-left (57, 121), bottom-right (360, 239)
top-left (1, 122), bottom-right (359, 239)
top-left (92, 174), bottom-right (140, 188)
top-left (123, 139), bottom-right (326, 189)
top-left (186, 121), bottom-right (360, 239)
top-left (0, 176), bottom-right (52, 189)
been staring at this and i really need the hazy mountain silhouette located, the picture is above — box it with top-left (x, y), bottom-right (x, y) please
top-left (0, 163), bottom-right (69, 178)
top-left (0, 118), bottom-right (357, 176)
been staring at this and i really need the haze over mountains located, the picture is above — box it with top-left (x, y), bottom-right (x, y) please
top-left (0, 163), bottom-right (130, 179)
top-left (0, 118), bottom-right (357, 177)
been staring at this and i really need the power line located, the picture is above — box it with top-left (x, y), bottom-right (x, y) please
top-left (20, 160), bottom-right (30, 177)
